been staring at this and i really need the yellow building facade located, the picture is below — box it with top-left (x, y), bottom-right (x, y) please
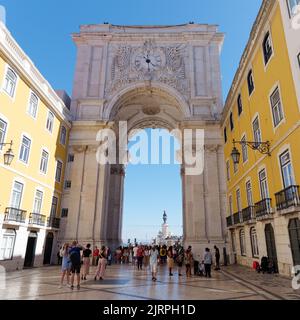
top-left (222, 0), bottom-right (300, 276)
top-left (0, 22), bottom-right (71, 271)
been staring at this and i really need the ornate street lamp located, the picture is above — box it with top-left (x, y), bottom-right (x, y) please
top-left (0, 141), bottom-right (14, 166)
top-left (231, 139), bottom-right (270, 165)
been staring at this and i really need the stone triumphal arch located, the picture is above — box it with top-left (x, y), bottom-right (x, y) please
top-left (60, 24), bottom-right (227, 255)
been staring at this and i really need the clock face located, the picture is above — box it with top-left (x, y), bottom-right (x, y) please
top-left (133, 48), bottom-right (165, 73)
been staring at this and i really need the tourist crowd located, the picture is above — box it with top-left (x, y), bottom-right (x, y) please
top-left (57, 241), bottom-right (221, 290)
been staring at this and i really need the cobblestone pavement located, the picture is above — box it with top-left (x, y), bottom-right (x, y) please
top-left (0, 264), bottom-right (299, 300)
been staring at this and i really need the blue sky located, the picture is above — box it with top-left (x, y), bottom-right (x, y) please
top-left (0, 0), bottom-right (263, 242)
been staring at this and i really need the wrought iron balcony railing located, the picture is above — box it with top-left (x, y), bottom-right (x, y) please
top-left (233, 212), bottom-right (241, 225)
top-left (47, 217), bottom-right (60, 229)
top-left (255, 198), bottom-right (273, 218)
top-left (4, 207), bottom-right (26, 223)
top-left (242, 206), bottom-right (256, 222)
top-left (275, 185), bottom-right (300, 211)
top-left (29, 213), bottom-right (46, 226)
top-left (226, 215), bottom-right (233, 227)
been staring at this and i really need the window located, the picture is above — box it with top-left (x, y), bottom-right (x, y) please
top-left (40, 149), bottom-right (49, 174)
top-left (237, 94), bottom-right (243, 115)
top-left (239, 229), bottom-right (246, 256)
top-left (10, 181), bottom-right (23, 209)
top-left (0, 118), bottom-right (7, 150)
top-left (263, 32), bottom-right (273, 65)
top-left (19, 135), bottom-right (31, 164)
top-left (270, 87), bottom-right (284, 127)
top-left (252, 116), bottom-right (262, 147)
top-left (60, 126), bottom-right (67, 145)
top-left (250, 227), bottom-right (259, 258)
top-left (280, 150), bottom-right (295, 188)
top-left (298, 52), bottom-right (300, 68)
top-left (224, 127), bottom-right (227, 143)
top-left (61, 208), bottom-right (68, 218)
top-left (64, 180), bottom-right (72, 189)
top-left (50, 196), bottom-right (58, 218)
top-left (229, 195), bottom-right (233, 215)
top-left (0, 230), bottom-right (16, 260)
top-left (33, 190), bottom-right (43, 214)
top-left (287, 0), bottom-right (300, 17)
top-left (259, 169), bottom-right (270, 200)
top-left (46, 111), bottom-right (54, 133)
top-left (246, 181), bottom-right (253, 206)
top-left (28, 92), bottom-right (38, 118)
top-left (226, 160), bottom-right (230, 181)
top-left (236, 189), bottom-right (242, 212)
top-left (55, 160), bottom-right (63, 183)
top-left (247, 70), bottom-right (254, 95)
top-left (3, 68), bottom-right (17, 97)
top-left (68, 154), bottom-right (74, 162)
top-left (241, 135), bottom-right (248, 163)
top-left (230, 113), bottom-right (234, 131)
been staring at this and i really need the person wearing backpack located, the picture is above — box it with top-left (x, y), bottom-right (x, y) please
top-left (69, 240), bottom-right (82, 290)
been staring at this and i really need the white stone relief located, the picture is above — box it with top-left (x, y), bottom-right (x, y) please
top-left (105, 40), bottom-right (190, 98)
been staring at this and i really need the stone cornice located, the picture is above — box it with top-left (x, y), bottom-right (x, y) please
top-left (0, 22), bottom-right (72, 126)
top-left (221, 0), bottom-right (276, 125)
top-left (72, 23), bottom-right (224, 46)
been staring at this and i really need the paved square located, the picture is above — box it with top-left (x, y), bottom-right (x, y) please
top-left (1, 264), bottom-right (299, 300)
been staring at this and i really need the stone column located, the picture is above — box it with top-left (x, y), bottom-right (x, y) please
top-left (203, 144), bottom-right (224, 244)
top-left (106, 164), bottom-right (125, 249)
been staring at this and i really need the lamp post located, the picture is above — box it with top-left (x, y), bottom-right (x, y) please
top-left (0, 140), bottom-right (14, 166)
top-left (231, 139), bottom-right (270, 165)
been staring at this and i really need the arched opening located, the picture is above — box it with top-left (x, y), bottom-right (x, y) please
top-left (122, 127), bottom-right (183, 246)
top-left (43, 232), bottom-right (54, 265)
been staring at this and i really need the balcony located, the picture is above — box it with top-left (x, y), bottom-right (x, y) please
top-left (226, 216), bottom-right (233, 227)
top-left (47, 217), bottom-right (60, 229)
top-left (275, 185), bottom-right (300, 212)
top-left (233, 212), bottom-right (241, 225)
top-left (29, 213), bottom-right (46, 226)
top-left (242, 206), bottom-right (256, 223)
top-left (4, 207), bottom-right (26, 223)
top-left (255, 198), bottom-right (273, 220)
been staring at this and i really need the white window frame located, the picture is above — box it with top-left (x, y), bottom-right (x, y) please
top-left (50, 196), bottom-right (58, 218)
top-left (2, 66), bottom-right (18, 99)
top-left (39, 149), bottom-right (49, 174)
top-left (0, 117), bottom-right (7, 151)
top-left (250, 227), bottom-right (259, 258)
top-left (241, 134), bottom-right (248, 163)
top-left (229, 195), bottom-right (233, 215)
top-left (280, 149), bottom-right (295, 188)
top-left (55, 160), bottom-right (63, 183)
top-left (236, 188), bottom-right (242, 213)
top-left (19, 134), bottom-right (31, 164)
top-left (240, 229), bottom-right (246, 256)
top-left (246, 180), bottom-right (253, 206)
top-left (252, 115), bottom-right (262, 146)
top-left (46, 111), bottom-right (54, 133)
top-left (269, 85), bottom-right (284, 129)
top-left (10, 180), bottom-right (24, 209)
top-left (60, 126), bottom-right (67, 146)
top-left (0, 229), bottom-right (16, 261)
top-left (262, 30), bottom-right (274, 67)
top-left (27, 91), bottom-right (39, 119)
top-left (259, 168), bottom-right (270, 200)
top-left (33, 189), bottom-right (43, 214)
top-left (287, 0), bottom-right (300, 17)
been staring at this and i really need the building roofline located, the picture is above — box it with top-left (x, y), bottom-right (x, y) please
top-left (0, 22), bottom-right (72, 125)
top-left (221, 0), bottom-right (275, 125)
